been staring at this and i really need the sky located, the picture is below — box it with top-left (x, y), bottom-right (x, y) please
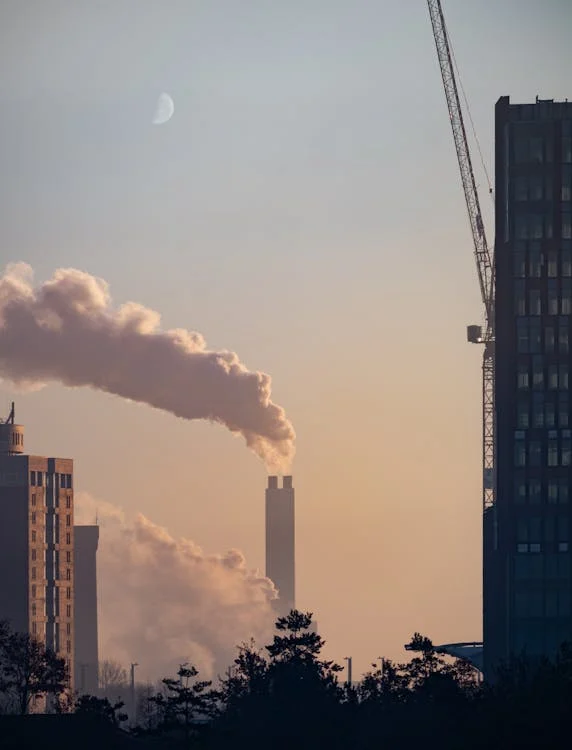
top-left (1, 0), bottom-right (572, 680)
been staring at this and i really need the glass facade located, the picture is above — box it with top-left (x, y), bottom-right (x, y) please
top-left (486, 97), bottom-right (572, 676)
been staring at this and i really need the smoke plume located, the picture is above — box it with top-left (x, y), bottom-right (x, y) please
top-left (0, 263), bottom-right (295, 469)
top-left (76, 493), bottom-right (276, 681)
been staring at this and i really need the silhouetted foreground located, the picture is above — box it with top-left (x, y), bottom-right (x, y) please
top-left (2, 612), bottom-right (572, 748)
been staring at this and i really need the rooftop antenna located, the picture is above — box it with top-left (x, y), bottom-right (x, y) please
top-left (4, 402), bottom-right (15, 425)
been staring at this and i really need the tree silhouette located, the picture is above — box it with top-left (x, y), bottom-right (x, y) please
top-left (0, 620), bottom-right (68, 714)
top-left (74, 694), bottom-right (127, 726)
top-left (148, 663), bottom-right (216, 743)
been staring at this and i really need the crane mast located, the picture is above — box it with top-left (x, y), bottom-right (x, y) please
top-left (426, 0), bottom-right (496, 513)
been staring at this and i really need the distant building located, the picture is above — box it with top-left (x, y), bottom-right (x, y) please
top-left (0, 405), bottom-right (75, 687)
top-left (74, 525), bottom-right (99, 695)
top-left (486, 97), bottom-right (572, 675)
top-left (265, 475), bottom-right (295, 617)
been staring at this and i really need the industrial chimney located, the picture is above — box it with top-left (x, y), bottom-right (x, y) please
top-left (265, 475), bottom-right (295, 618)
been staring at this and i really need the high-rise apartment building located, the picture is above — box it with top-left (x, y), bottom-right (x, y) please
top-left (486, 96), bottom-right (572, 674)
top-left (265, 475), bottom-right (295, 618)
top-left (0, 407), bottom-right (75, 686)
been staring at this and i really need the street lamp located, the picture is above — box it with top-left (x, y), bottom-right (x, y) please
top-left (343, 656), bottom-right (352, 688)
top-left (130, 662), bottom-right (139, 726)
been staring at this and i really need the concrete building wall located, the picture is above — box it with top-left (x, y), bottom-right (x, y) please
top-left (74, 525), bottom-right (99, 695)
top-left (265, 475), bottom-right (295, 618)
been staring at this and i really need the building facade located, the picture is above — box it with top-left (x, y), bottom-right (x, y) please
top-left (265, 475), bottom-right (295, 618)
top-left (74, 525), bottom-right (99, 695)
top-left (486, 96), bottom-right (572, 674)
top-left (0, 414), bottom-right (75, 687)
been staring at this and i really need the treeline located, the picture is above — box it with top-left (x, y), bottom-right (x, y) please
top-left (2, 612), bottom-right (572, 748)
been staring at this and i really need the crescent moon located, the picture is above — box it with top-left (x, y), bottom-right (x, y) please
top-left (152, 93), bottom-right (174, 125)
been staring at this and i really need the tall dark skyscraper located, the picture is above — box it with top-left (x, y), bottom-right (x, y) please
top-left (486, 96), bottom-right (572, 674)
top-left (265, 475), bottom-right (295, 617)
top-left (0, 407), bottom-right (75, 687)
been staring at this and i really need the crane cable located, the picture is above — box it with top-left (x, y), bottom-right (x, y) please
top-left (448, 34), bottom-right (494, 202)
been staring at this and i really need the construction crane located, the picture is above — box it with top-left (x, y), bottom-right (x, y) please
top-left (426, 0), bottom-right (496, 515)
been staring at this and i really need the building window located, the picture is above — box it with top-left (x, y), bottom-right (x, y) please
top-left (549, 481), bottom-right (559, 504)
top-left (31, 549), bottom-right (36, 561)
top-left (562, 431), bottom-right (572, 466)
top-left (514, 280), bottom-right (526, 314)
top-left (559, 319), bottom-right (569, 353)
top-left (559, 516), bottom-right (569, 542)
top-left (66, 533), bottom-right (71, 545)
top-left (514, 430), bottom-right (526, 465)
top-left (545, 326), bottom-right (555, 353)
top-left (66, 551), bottom-right (71, 563)
top-left (529, 441), bottom-right (541, 467)
top-left (563, 249), bottom-right (572, 277)
top-left (517, 543), bottom-right (529, 553)
top-left (31, 530), bottom-right (36, 543)
top-left (559, 393), bottom-right (569, 427)
top-left (66, 623), bottom-right (71, 636)
top-left (559, 542), bottom-right (569, 553)
top-left (514, 251), bottom-right (526, 277)
top-left (548, 280), bottom-right (559, 314)
top-left (31, 494), bottom-right (36, 507)
top-left (517, 362), bottom-right (529, 389)
top-left (546, 399), bottom-right (556, 427)
top-left (563, 213), bottom-right (572, 239)
top-left (66, 587), bottom-right (71, 600)
top-left (31, 567), bottom-right (36, 580)
top-left (66, 605), bottom-right (71, 618)
top-left (66, 515), bottom-right (71, 527)
top-left (548, 432), bottom-right (559, 466)
top-left (517, 399), bottom-right (529, 428)
top-left (32, 623), bottom-right (37, 635)
top-left (532, 394), bottom-right (544, 427)
top-left (31, 585), bottom-right (36, 598)
top-left (549, 364), bottom-right (558, 389)
top-left (31, 512), bottom-right (36, 524)
top-left (561, 365), bottom-right (570, 390)
top-left (531, 356), bottom-right (543, 388)
top-left (515, 480), bottom-right (527, 504)
top-left (560, 479), bottom-right (570, 504)
top-left (548, 251), bottom-right (558, 277)
top-left (37, 472), bottom-right (42, 487)
top-left (66, 640), bottom-right (71, 654)
top-left (66, 569), bottom-right (71, 581)
top-left (31, 603), bottom-right (36, 617)
top-left (529, 480), bottom-right (541, 505)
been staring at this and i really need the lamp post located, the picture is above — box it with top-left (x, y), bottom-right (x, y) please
top-left (343, 656), bottom-right (352, 688)
top-left (130, 662), bottom-right (139, 726)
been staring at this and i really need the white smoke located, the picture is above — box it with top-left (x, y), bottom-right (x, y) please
top-left (0, 263), bottom-right (295, 470)
top-left (75, 493), bottom-right (276, 681)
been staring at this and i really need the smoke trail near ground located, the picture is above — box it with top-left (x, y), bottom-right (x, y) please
top-left (0, 263), bottom-right (295, 470)
top-left (76, 493), bottom-right (276, 681)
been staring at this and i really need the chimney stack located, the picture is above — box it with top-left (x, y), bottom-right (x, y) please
top-left (265, 476), bottom-right (295, 618)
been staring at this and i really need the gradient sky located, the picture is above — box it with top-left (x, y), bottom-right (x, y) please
top-left (1, 0), bottom-right (571, 678)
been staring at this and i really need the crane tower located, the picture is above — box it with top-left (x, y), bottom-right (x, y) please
top-left (426, 1), bottom-right (496, 522)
